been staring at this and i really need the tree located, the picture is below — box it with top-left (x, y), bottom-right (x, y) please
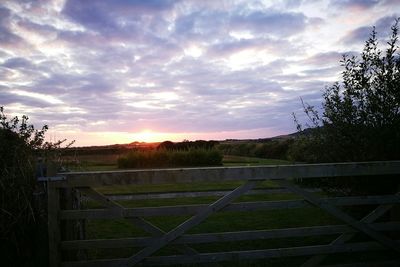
top-left (290, 19), bottom-right (400, 194)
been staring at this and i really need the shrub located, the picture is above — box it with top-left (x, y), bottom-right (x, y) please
top-left (217, 140), bottom-right (292, 160)
top-left (117, 149), bottom-right (223, 168)
top-left (0, 106), bottom-right (73, 266)
top-left (157, 140), bottom-right (219, 150)
top-left (0, 107), bottom-right (48, 266)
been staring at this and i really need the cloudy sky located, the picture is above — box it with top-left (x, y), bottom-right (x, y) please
top-left (0, 0), bottom-right (399, 146)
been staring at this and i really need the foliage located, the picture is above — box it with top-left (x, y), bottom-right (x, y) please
top-left (290, 19), bottom-right (400, 194)
top-left (157, 140), bottom-right (219, 150)
top-left (0, 107), bottom-right (46, 266)
top-left (0, 106), bottom-right (72, 266)
top-left (217, 139), bottom-right (293, 160)
top-left (117, 148), bottom-right (223, 169)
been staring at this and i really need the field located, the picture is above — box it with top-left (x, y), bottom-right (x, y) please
top-left (60, 149), bottom-right (397, 266)
top-left (80, 180), bottom-right (395, 266)
top-left (63, 153), bottom-right (293, 172)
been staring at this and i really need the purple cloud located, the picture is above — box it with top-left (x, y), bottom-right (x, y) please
top-left (230, 10), bottom-right (308, 37)
top-left (341, 15), bottom-right (399, 44)
top-left (330, 0), bottom-right (379, 10)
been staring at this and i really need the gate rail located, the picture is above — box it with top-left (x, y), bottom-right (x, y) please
top-left (47, 161), bottom-right (400, 267)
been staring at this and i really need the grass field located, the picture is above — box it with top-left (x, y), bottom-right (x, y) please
top-left (80, 182), bottom-right (396, 266)
top-left (84, 189), bottom-right (340, 265)
top-left (66, 154), bottom-right (395, 265)
top-left (65, 154), bottom-right (293, 172)
top-left (222, 155), bottom-right (292, 166)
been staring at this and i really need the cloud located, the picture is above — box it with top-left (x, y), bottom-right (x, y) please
top-left (0, 0), bottom-right (398, 145)
top-left (230, 10), bottom-right (308, 37)
top-left (2, 57), bottom-right (33, 69)
top-left (62, 0), bottom-right (176, 37)
top-left (0, 7), bottom-right (26, 47)
top-left (330, 0), bottom-right (379, 11)
top-left (341, 15), bottom-right (399, 44)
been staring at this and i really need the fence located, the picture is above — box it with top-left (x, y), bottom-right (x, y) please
top-left (47, 161), bottom-right (400, 267)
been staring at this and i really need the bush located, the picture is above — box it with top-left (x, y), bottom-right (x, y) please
top-left (157, 140), bottom-right (219, 150)
top-left (253, 140), bottom-right (293, 159)
top-left (217, 140), bottom-right (292, 160)
top-left (0, 107), bottom-right (48, 267)
top-left (0, 106), bottom-right (73, 266)
top-left (117, 149), bottom-right (223, 168)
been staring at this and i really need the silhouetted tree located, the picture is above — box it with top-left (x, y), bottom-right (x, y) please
top-left (290, 19), bottom-right (400, 194)
top-left (157, 141), bottom-right (175, 150)
top-left (157, 140), bottom-right (219, 151)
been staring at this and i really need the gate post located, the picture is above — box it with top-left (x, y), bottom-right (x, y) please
top-left (48, 183), bottom-right (61, 267)
top-left (47, 162), bottom-right (61, 267)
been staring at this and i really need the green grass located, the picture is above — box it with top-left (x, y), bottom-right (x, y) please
top-left (85, 192), bottom-right (341, 263)
top-left (83, 188), bottom-right (336, 262)
top-left (64, 154), bottom-right (395, 265)
top-left (65, 153), bottom-right (292, 172)
top-left (81, 181), bottom-right (397, 266)
top-left (94, 180), bottom-right (280, 195)
top-left (223, 155), bottom-right (291, 166)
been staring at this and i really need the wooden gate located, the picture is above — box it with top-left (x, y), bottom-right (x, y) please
top-left (47, 161), bottom-right (400, 267)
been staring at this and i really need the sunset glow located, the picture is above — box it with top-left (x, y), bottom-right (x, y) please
top-left (131, 130), bottom-right (166, 143)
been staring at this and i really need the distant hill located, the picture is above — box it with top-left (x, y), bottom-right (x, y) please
top-left (64, 131), bottom-right (310, 152)
top-left (63, 141), bottom-right (160, 155)
top-left (221, 130), bottom-right (310, 144)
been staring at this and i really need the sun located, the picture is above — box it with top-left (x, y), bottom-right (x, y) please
top-left (129, 129), bottom-right (187, 143)
top-left (132, 129), bottom-right (162, 143)
top-left (134, 130), bottom-right (156, 142)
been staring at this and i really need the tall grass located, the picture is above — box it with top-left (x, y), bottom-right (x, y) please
top-left (117, 149), bottom-right (223, 168)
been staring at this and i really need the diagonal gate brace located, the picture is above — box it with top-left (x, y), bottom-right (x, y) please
top-left (122, 180), bottom-right (259, 267)
top-left (302, 196), bottom-right (399, 267)
top-left (78, 188), bottom-right (196, 256)
top-left (275, 179), bottom-right (400, 256)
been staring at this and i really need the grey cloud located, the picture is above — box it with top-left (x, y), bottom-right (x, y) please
top-left (2, 57), bottom-right (33, 69)
top-left (382, 0), bottom-right (400, 6)
top-left (173, 10), bottom-right (228, 40)
top-left (0, 7), bottom-right (25, 47)
top-left (172, 7), bottom-right (315, 43)
top-left (302, 66), bottom-right (341, 78)
top-left (0, 86), bottom-right (58, 108)
top-left (230, 10), bottom-right (308, 37)
top-left (303, 52), bottom-right (343, 66)
top-left (207, 37), bottom-right (296, 59)
top-left (16, 19), bottom-right (58, 39)
top-left (0, 6), bottom-right (11, 23)
top-left (330, 0), bottom-right (379, 10)
top-left (341, 15), bottom-right (399, 44)
top-left (62, 0), bottom-right (176, 36)
top-left (0, 27), bottom-right (23, 46)
top-left (62, 1), bottom-right (124, 33)
top-left (302, 51), bottom-right (358, 67)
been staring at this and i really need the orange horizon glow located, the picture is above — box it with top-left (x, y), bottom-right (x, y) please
top-left (130, 129), bottom-right (175, 143)
top-left (46, 127), bottom-right (284, 147)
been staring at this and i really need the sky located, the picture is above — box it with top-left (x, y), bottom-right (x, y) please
top-left (0, 0), bottom-right (399, 146)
